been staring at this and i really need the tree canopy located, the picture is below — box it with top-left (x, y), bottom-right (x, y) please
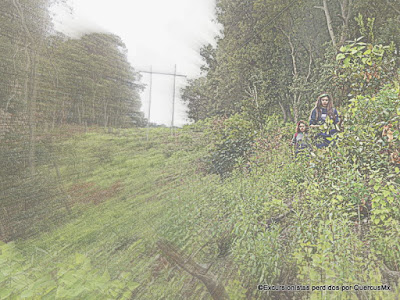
top-left (182, 0), bottom-right (400, 124)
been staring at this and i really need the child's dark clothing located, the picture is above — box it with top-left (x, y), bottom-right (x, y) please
top-left (292, 132), bottom-right (311, 157)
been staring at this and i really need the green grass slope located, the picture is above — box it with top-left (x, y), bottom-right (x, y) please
top-left (0, 127), bottom-right (213, 299)
top-left (2, 84), bottom-right (400, 300)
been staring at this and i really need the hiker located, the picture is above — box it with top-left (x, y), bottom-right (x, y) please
top-left (309, 93), bottom-right (340, 148)
top-left (292, 120), bottom-right (312, 157)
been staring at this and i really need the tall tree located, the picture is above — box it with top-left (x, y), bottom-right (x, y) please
top-left (183, 0), bottom-right (400, 123)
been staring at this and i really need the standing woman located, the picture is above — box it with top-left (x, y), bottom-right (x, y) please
top-left (309, 93), bottom-right (340, 148)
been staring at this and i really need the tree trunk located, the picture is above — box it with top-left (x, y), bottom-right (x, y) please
top-left (293, 100), bottom-right (299, 124)
top-left (103, 99), bottom-right (108, 129)
top-left (315, 0), bottom-right (337, 48)
top-left (339, 0), bottom-right (353, 46)
top-left (278, 101), bottom-right (288, 123)
top-left (28, 51), bottom-right (38, 176)
top-left (91, 81), bottom-right (97, 125)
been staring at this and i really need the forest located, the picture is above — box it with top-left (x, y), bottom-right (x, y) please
top-left (1, 0), bottom-right (400, 299)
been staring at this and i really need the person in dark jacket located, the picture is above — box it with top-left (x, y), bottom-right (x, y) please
top-left (309, 93), bottom-right (340, 148)
top-left (292, 120), bottom-right (312, 157)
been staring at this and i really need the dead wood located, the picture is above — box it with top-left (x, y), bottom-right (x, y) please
top-left (157, 239), bottom-right (230, 300)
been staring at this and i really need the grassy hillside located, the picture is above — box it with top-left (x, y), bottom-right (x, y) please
top-left (2, 85), bottom-right (400, 300)
top-left (1, 127), bottom-right (212, 299)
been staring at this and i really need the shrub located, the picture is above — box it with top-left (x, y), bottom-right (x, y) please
top-left (335, 85), bottom-right (400, 174)
top-left (204, 114), bottom-right (256, 178)
top-left (335, 37), bottom-right (397, 98)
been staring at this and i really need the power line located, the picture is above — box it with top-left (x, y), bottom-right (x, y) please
top-left (136, 66), bottom-right (187, 131)
top-left (137, 69), bottom-right (186, 78)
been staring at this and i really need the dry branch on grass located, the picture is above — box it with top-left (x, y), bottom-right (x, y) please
top-left (157, 239), bottom-right (230, 300)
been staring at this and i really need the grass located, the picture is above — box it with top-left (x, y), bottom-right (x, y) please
top-left (4, 127), bottom-right (213, 299)
top-left (4, 123), bottom-right (400, 299)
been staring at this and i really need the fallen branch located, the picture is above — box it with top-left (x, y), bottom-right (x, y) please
top-left (381, 263), bottom-right (400, 285)
top-left (261, 202), bottom-right (294, 229)
top-left (157, 239), bottom-right (230, 300)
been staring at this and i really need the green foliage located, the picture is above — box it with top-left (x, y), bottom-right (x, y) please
top-left (335, 85), bottom-right (400, 174)
top-left (44, 33), bottom-right (144, 127)
top-left (0, 242), bottom-right (139, 299)
top-left (183, 0), bottom-right (400, 125)
top-left (161, 117), bottom-right (307, 298)
top-left (3, 1), bottom-right (400, 299)
top-left (5, 79), bottom-right (400, 300)
top-left (172, 82), bottom-right (400, 298)
top-left (183, 0), bottom-right (332, 123)
top-left (0, 1), bottom-right (145, 242)
top-left (335, 38), bottom-right (397, 97)
top-left (355, 14), bottom-right (376, 43)
top-left (204, 114), bottom-right (256, 177)
top-left (288, 81), bottom-right (400, 298)
top-left (3, 82), bottom-right (400, 300)
top-left (226, 279), bottom-right (247, 300)
top-left (0, 127), bottom-right (210, 299)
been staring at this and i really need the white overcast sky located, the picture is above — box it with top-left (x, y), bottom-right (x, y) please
top-left (52, 0), bottom-right (220, 126)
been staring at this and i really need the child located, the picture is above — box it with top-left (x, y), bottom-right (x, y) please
top-left (309, 93), bottom-right (340, 148)
top-left (292, 120), bottom-right (311, 157)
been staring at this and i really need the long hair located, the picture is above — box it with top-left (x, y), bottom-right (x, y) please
top-left (296, 120), bottom-right (308, 133)
top-left (310, 93), bottom-right (335, 122)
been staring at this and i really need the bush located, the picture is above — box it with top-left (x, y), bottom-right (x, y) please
top-left (335, 84), bottom-right (400, 174)
top-left (335, 37), bottom-right (397, 98)
top-left (204, 114), bottom-right (256, 178)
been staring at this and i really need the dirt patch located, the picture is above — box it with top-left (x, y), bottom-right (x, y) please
top-left (68, 181), bottom-right (123, 205)
top-left (38, 125), bottom-right (104, 143)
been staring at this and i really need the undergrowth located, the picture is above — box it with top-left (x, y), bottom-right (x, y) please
top-left (2, 84), bottom-right (400, 299)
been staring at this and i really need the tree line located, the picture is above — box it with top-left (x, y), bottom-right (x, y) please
top-left (182, 0), bottom-right (400, 124)
top-left (0, 0), bottom-right (145, 176)
top-left (0, 0), bottom-right (144, 130)
top-left (0, 0), bottom-right (144, 241)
